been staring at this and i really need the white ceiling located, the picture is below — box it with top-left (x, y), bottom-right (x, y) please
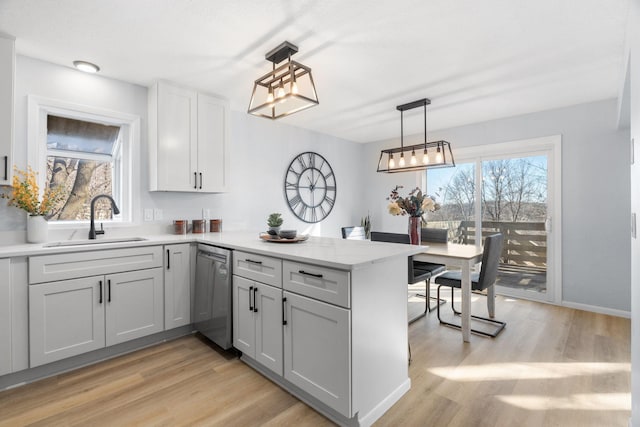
top-left (0, 0), bottom-right (630, 143)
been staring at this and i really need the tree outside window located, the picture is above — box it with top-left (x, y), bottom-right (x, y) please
top-left (44, 115), bottom-right (122, 221)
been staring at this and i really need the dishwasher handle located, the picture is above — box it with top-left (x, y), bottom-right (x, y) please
top-left (198, 250), bottom-right (227, 264)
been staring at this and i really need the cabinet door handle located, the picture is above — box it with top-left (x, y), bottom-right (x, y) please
top-left (108, 280), bottom-right (111, 302)
top-left (3, 156), bottom-right (7, 181)
top-left (249, 286), bottom-right (254, 311)
top-left (245, 259), bottom-right (262, 265)
top-left (282, 297), bottom-right (287, 325)
top-left (167, 249), bottom-right (170, 270)
top-left (298, 270), bottom-right (323, 279)
top-left (99, 280), bottom-right (103, 304)
top-left (253, 287), bottom-right (258, 313)
top-left (194, 172), bottom-right (197, 189)
top-left (199, 172), bottom-right (203, 189)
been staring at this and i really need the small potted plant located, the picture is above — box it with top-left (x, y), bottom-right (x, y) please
top-left (267, 213), bottom-right (284, 235)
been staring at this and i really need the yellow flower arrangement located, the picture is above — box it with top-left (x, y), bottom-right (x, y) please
top-left (1, 166), bottom-right (63, 216)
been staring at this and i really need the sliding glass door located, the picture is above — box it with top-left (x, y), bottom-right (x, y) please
top-left (426, 137), bottom-right (561, 303)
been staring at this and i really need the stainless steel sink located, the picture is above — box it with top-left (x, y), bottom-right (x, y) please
top-left (43, 237), bottom-right (148, 247)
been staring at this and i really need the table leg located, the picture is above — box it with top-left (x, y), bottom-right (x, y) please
top-left (461, 260), bottom-right (471, 342)
top-left (487, 285), bottom-right (495, 318)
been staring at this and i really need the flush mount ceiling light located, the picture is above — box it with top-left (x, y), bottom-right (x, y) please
top-left (377, 98), bottom-right (455, 173)
top-left (73, 60), bottom-right (100, 73)
top-left (248, 41), bottom-right (319, 120)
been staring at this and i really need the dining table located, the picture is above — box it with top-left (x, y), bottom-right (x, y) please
top-left (412, 242), bottom-right (484, 342)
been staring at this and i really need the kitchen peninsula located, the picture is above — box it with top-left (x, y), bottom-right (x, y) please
top-left (0, 232), bottom-right (424, 427)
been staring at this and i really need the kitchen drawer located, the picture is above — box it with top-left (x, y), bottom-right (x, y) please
top-left (234, 251), bottom-right (282, 288)
top-left (283, 260), bottom-right (350, 308)
top-left (29, 246), bottom-right (163, 284)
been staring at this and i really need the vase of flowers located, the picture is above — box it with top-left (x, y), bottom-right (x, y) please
top-left (1, 166), bottom-right (63, 243)
top-left (386, 185), bottom-right (440, 245)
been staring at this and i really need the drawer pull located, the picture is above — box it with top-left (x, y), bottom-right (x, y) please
top-left (299, 270), bottom-right (323, 279)
top-left (282, 297), bottom-right (287, 325)
top-left (249, 286), bottom-right (254, 311)
top-left (245, 259), bottom-right (263, 265)
top-left (99, 280), bottom-right (103, 304)
top-left (253, 287), bottom-right (258, 313)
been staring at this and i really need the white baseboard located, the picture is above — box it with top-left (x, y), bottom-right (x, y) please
top-left (561, 300), bottom-right (630, 318)
top-left (358, 378), bottom-right (411, 427)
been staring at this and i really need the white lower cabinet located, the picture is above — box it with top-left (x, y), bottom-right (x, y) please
top-left (0, 259), bottom-right (12, 375)
top-left (164, 244), bottom-right (191, 329)
top-left (233, 252), bottom-right (353, 418)
top-left (29, 268), bottom-right (163, 367)
top-left (105, 269), bottom-right (164, 346)
top-left (283, 291), bottom-right (351, 417)
top-left (29, 276), bottom-right (106, 367)
top-left (233, 275), bottom-right (283, 376)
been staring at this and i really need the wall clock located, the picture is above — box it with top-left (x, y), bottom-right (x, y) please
top-left (284, 152), bottom-right (336, 223)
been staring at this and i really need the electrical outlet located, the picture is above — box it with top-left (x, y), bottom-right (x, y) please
top-left (154, 208), bottom-right (163, 221)
top-left (144, 209), bottom-right (153, 221)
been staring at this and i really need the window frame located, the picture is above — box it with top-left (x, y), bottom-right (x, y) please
top-left (27, 95), bottom-right (139, 227)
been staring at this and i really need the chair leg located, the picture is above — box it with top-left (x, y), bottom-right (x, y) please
top-left (436, 285), bottom-right (506, 338)
top-left (408, 280), bottom-right (429, 324)
top-left (416, 278), bottom-right (446, 312)
top-left (451, 287), bottom-right (461, 315)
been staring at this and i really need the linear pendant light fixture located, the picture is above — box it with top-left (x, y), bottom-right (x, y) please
top-left (377, 98), bottom-right (455, 173)
top-left (248, 41), bottom-right (319, 119)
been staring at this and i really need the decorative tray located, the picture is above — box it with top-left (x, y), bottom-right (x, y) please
top-left (259, 233), bottom-right (309, 243)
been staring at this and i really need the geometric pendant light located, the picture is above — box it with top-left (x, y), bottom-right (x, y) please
top-left (248, 41), bottom-right (319, 119)
top-left (377, 98), bottom-right (455, 173)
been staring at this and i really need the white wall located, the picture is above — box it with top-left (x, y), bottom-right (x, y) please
top-left (629, 0), bottom-right (640, 424)
top-left (145, 112), bottom-right (366, 237)
top-left (2, 55), bottom-right (365, 239)
top-left (364, 99), bottom-right (631, 313)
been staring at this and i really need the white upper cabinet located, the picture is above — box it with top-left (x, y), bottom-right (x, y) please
top-left (148, 81), bottom-right (230, 193)
top-left (0, 35), bottom-right (14, 186)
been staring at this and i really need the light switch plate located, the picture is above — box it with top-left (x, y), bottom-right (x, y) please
top-left (154, 208), bottom-right (163, 221)
top-left (143, 209), bottom-right (153, 221)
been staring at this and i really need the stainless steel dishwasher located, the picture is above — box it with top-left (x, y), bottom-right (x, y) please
top-left (194, 244), bottom-right (233, 349)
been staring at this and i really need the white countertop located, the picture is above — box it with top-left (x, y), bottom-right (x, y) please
top-left (0, 231), bottom-right (427, 271)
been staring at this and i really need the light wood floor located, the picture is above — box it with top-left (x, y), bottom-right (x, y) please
top-left (0, 287), bottom-right (631, 427)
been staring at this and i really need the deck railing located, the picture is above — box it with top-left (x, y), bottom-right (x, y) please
top-left (428, 220), bottom-right (547, 268)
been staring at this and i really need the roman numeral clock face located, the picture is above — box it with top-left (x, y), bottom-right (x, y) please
top-left (285, 152), bottom-right (336, 223)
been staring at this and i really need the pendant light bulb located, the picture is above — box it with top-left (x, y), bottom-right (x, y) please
top-left (423, 148), bottom-right (429, 164)
top-left (266, 88), bottom-right (274, 104)
top-left (399, 153), bottom-right (405, 167)
top-left (291, 78), bottom-right (299, 95)
top-left (389, 153), bottom-right (395, 168)
top-left (435, 145), bottom-right (443, 163)
top-left (276, 80), bottom-right (285, 99)
top-left (410, 149), bottom-right (417, 165)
